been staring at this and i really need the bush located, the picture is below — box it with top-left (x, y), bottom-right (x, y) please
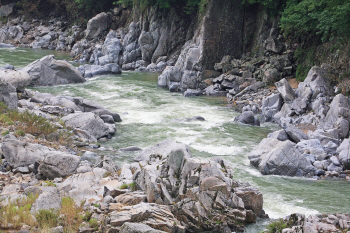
top-left (119, 184), bottom-right (128, 189)
top-left (89, 218), bottom-right (98, 231)
top-left (36, 209), bottom-right (59, 228)
top-left (60, 197), bottom-right (83, 232)
top-left (0, 193), bottom-right (39, 229)
top-left (264, 218), bottom-right (288, 233)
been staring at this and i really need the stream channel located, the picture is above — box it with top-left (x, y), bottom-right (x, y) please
top-left (1, 47), bottom-right (350, 232)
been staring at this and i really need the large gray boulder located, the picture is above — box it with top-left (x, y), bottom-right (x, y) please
top-left (61, 112), bottom-right (110, 140)
top-left (0, 3), bottom-right (15, 17)
top-left (0, 69), bottom-right (31, 92)
top-left (119, 222), bottom-right (166, 233)
top-left (248, 138), bottom-right (316, 176)
top-left (275, 78), bottom-right (296, 102)
top-left (85, 12), bottom-right (109, 39)
top-left (296, 139), bottom-right (324, 155)
top-left (98, 31), bottom-right (123, 66)
top-left (284, 125), bottom-right (309, 143)
top-left (322, 94), bottom-right (350, 140)
top-left (234, 111), bottom-right (260, 126)
top-left (261, 93), bottom-right (283, 122)
top-left (38, 151), bottom-right (81, 179)
top-left (23, 55), bottom-right (85, 86)
top-left (296, 66), bottom-right (333, 101)
top-left (337, 138), bottom-right (350, 168)
top-left (30, 190), bottom-right (61, 213)
top-left (0, 81), bottom-right (17, 109)
top-left (30, 92), bottom-right (81, 111)
top-left (109, 203), bottom-right (181, 232)
top-left (134, 139), bottom-right (192, 162)
top-left (157, 66), bottom-right (181, 88)
top-left (78, 63), bottom-right (121, 78)
top-left (2, 138), bottom-right (52, 168)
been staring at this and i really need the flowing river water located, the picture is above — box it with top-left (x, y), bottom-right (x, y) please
top-left (1, 47), bottom-right (350, 232)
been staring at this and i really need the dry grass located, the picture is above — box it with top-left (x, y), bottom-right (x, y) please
top-left (59, 197), bottom-right (84, 232)
top-left (0, 193), bottom-right (39, 230)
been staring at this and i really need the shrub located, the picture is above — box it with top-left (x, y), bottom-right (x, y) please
top-left (119, 184), bottom-right (128, 189)
top-left (264, 218), bottom-right (288, 233)
top-left (0, 193), bottom-right (39, 228)
top-left (129, 182), bottom-right (137, 191)
top-left (36, 209), bottom-right (59, 228)
top-left (15, 130), bottom-right (25, 137)
top-left (60, 197), bottom-right (83, 232)
top-left (89, 218), bottom-right (98, 231)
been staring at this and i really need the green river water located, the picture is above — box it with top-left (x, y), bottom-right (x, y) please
top-left (1, 47), bottom-right (350, 232)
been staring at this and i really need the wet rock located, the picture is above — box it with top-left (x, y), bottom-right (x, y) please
top-left (234, 111), bottom-right (260, 126)
top-left (23, 55), bottom-right (85, 86)
top-left (0, 43), bottom-right (15, 48)
top-left (78, 63), bottom-right (121, 78)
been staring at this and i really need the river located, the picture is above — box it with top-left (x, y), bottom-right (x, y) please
top-left (1, 47), bottom-right (349, 232)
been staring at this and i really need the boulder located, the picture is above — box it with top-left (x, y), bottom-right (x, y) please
top-left (109, 203), bottom-right (181, 232)
top-left (134, 139), bottom-right (192, 162)
top-left (0, 69), bottom-right (31, 92)
top-left (62, 112), bottom-right (110, 140)
top-left (0, 43), bottom-right (15, 48)
top-left (0, 3), bottom-right (15, 17)
top-left (337, 138), bottom-right (350, 168)
top-left (284, 125), bottom-right (309, 143)
top-left (248, 138), bottom-right (316, 176)
top-left (23, 55), bottom-right (85, 86)
top-left (98, 31), bottom-right (123, 66)
top-left (261, 93), bottom-right (283, 122)
top-left (295, 139), bottom-right (324, 156)
top-left (263, 68), bottom-right (280, 84)
top-left (234, 111), bottom-right (260, 126)
top-left (267, 130), bottom-right (289, 141)
top-left (119, 222), bottom-right (166, 233)
top-left (38, 151), bottom-right (81, 179)
top-left (157, 66), bottom-right (181, 88)
top-left (30, 190), bottom-right (61, 213)
top-left (296, 66), bottom-right (333, 101)
top-left (78, 63), bottom-right (121, 78)
top-left (0, 81), bottom-right (17, 109)
top-left (322, 94), bottom-right (350, 140)
top-left (85, 12), bottom-right (109, 39)
top-left (275, 78), bottom-right (296, 102)
top-left (2, 138), bottom-right (52, 168)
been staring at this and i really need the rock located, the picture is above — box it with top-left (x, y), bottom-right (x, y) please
top-left (327, 163), bottom-right (342, 173)
top-left (275, 78), bottom-right (296, 102)
top-left (31, 34), bottom-right (53, 49)
top-left (38, 151), bottom-right (81, 179)
top-left (119, 222), bottom-right (166, 233)
top-left (337, 139), bottom-right (350, 168)
top-left (284, 125), bottom-right (309, 143)
top-left (290, 98), bottom-right (308, 115)
top-left (267, 130), bottom-right (289, 141)
top-left (184, 89), bottom-right (203, 97)
top-left (134, 139), bottom-right (192, 162)
top-left (157, 66), bottom-right (181, 88)
top-left (85, 12), bottom-right (109, 39)
top-left (0, 69), bottom-right (31, 92)
top-left (2, 138), bottom-right (51, 168)
top-left (295, 139), bottom-right (324, 156)
top-left (30, 190), bottom-right (61, 213)
top-left (296, 66), bottom-right (333, 101)
top-left (261, 93), bottom-right (283, 122)
top-left (62, 112), bottom-right (110, 140)
top-left (100, 114), bottom-right (115, 124)
top-left (322, 94), bottom-right (350, 140)
top-left (109, 203), bottom-right (181, 232)
top-left (330, 156), bottom-right (341, 166)
top-left (23, 55), bottom-right (85, 86)
top-left (92, 108), bottom-right (121, 122)
top-left (0, 43), bottom-right (15, 48)
top-left (234, 111), bottom-right (260, 126)
top-left (115, 192), bottom-right (147, 205)
top-left (0, 3), bottom-right (15, 17)
top-left (119, 146), bottom-right (142, 152)
top-left (248, 138), bottom-right (316, 176)
top-left (79, 63), bottom-right (121, 78)
top-left (315, 169), bottom-right (325, 176)
top-left (263, 68), bottom-right (280, 84)
top-left (0, 81), bottom-right (17, 109)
